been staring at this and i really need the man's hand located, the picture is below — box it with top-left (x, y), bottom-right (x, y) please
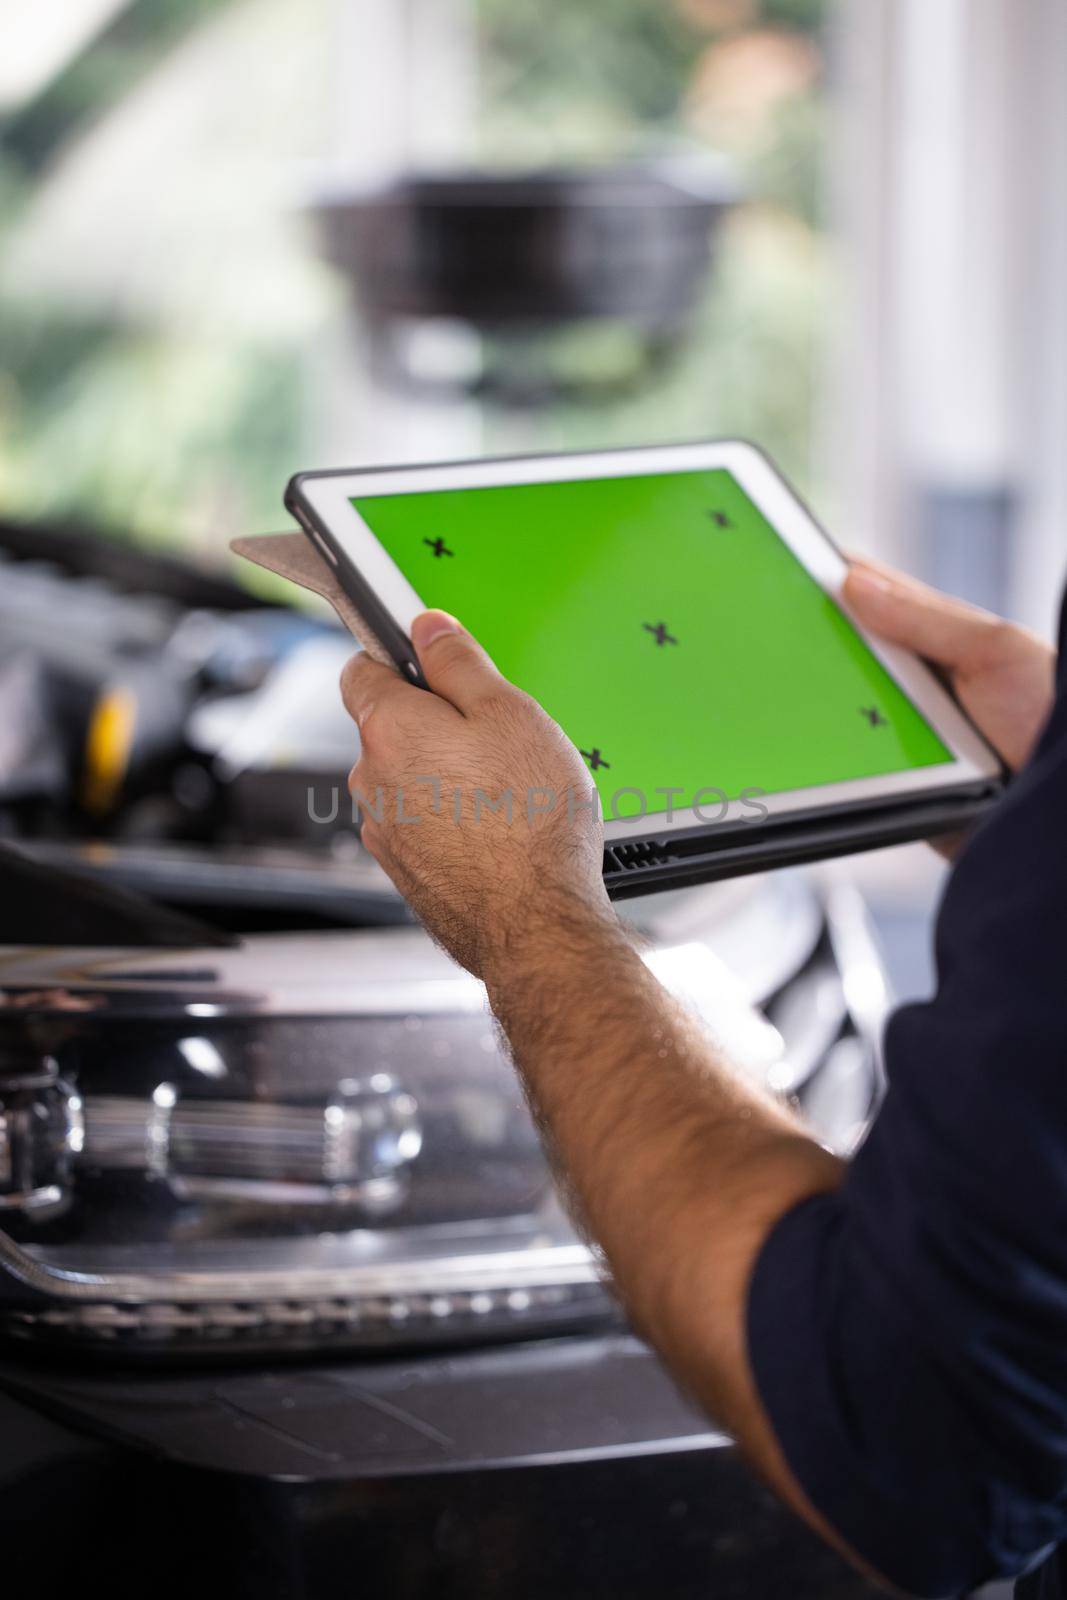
top-left (340, 609), bottom-right (611, 980)
top-left (845, 557), bottom-right (1056, 774)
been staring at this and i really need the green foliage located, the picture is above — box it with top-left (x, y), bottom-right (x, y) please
top-left (746, 91), bottom-right (828, 229)
top-left (763, 0), bottom-right (827, 33)
top-left (475, 0), bottom-right (705, 162)
top-left (478, 0), bottom-right (701, 102)
top-left (475, 0), bottom-right (831, 489)
top-left (1, 307), bottom-right (302, 554)
top-left (483, 208), bottom-right (832, 498)
top-left (474, 0), bottom-right (828, 165)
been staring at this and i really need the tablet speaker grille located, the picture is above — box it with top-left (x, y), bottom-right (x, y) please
top-left (603, 840), bottom-right (678, 873)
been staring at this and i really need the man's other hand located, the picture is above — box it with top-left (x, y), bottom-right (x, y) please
top-left (845, 557), bottom-right (1056, 775)
top-left (340, 610), bottom-right (610, 980)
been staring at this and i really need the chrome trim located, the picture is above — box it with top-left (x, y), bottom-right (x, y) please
top-left (2, 1278), bottom-right (613, 1345)
top-left (0, 1228), bottom-right (601, 1304)
top-left (822, 882), bottom-right (892, 1087)
top-left (79, 1076), bottom-right (423, 1204)
top-left (0, 1061), bottom-right (84, 1216)
top-left (764, 956), bottom-right (848, 1096)
top-left (627, 871), bottom-right (823, 1009)
top-left (0, 875), bottom-right (825, 1018)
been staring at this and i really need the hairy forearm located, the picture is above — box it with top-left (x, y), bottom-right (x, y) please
top-left (484, 895), bottom-right (844, 1455)
top-left (343, 610), bottom-right (879, 1580)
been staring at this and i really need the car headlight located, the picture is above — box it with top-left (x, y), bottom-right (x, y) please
top-left (0, 876), bottom-right (887, 1360)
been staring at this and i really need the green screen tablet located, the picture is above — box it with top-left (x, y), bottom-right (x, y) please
top-left (288, 441), bottom-right (1001, 843)
top-left (352, 467), bottom-right (950, 816)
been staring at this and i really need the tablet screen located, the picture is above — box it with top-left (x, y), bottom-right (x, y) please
top-left (352, 468), bottom-right (951, 816)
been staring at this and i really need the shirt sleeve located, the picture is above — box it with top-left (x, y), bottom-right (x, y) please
top-left (747, 622), bottom-right (1067, 1598)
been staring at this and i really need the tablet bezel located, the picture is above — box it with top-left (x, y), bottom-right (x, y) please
top-left (289, 441), bottom-right (1003, 844)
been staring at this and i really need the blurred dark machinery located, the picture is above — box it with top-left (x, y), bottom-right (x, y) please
top-left (314, 159), bottom-right (738, 403)
top-left (0, 518), bottom-right (353, 853)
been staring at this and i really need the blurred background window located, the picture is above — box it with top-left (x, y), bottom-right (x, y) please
top-left (0, 0), bottom-right (833, 561)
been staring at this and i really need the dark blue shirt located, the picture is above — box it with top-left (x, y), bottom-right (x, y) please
top-left (748, 596), bottom-right (1067, 1598)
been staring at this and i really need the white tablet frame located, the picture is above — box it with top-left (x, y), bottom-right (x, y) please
top-left (291, 440), bottom-right (1002, 844)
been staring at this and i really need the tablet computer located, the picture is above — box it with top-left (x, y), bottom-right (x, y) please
top-left (285, 441), bottom-right (1005, 897)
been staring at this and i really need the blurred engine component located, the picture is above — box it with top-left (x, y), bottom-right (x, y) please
top-left (0, 526), bottom-right (347, 843)
top-left (0, 1053), bottom-right (83, 1219)
top-left (0, 649), bottom-right (66, 806)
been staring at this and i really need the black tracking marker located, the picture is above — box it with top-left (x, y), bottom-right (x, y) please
top-left (643, 622), bottom-right (678, 647)
top-left (424, 537), bottom-right (454, 558)
top-left (860, 706), bottom-right (888, 728)
top-left (708, 510), bottom-right (733, 528)
top-left (581, 748), bottom-right (611, 772)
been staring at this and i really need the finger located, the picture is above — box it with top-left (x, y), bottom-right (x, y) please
top-left (845, 551), bottom-right (972, 604)
top-left (842, 560), bottom-right (1005, 669)
top-left (410, 610), bottom-right (508, 715)
top-left (339, 651), bottom-right (415, 733)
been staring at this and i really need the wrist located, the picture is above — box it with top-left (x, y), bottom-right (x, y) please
top-left (482, 882), bottom-right (621, 1001)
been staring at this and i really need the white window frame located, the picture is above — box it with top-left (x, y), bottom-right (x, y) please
top-left (830, 0), bottom-right (1067, 637)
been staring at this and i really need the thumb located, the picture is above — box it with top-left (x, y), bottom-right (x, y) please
top-left (843, 559), bottom-right (1004, 670)
top-left (410, 610), bottom-right (506, 713)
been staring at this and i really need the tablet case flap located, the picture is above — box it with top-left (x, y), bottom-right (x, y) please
top-left (229, 533), bottom-right (394, 665)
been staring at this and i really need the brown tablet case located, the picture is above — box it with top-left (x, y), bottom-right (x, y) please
top-left (229, 533), bottom-right (394, 666)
